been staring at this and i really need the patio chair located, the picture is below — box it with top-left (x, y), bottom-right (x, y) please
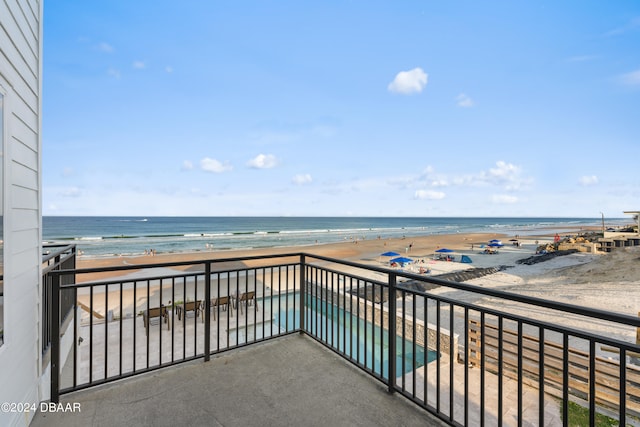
top-left (236, 291), bottom-right (258, 315)
top-left (210, 296), bottom-right (233, 321)
top-left (175, 300), bottom-right (203, 323)
top-left (143, 306), bottom-right (170, 336)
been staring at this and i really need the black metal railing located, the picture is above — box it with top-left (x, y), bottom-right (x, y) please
top-left (48, 253), bottom-right (301, 400)
top-left (47, 252), bottom-right (640, 426)
top-left (42, 244), bottom-right (76, 355)
top-left (303, 253), bottom-right (640, 426)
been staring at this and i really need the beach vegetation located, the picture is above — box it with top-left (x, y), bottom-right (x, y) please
top-left (563, 401), bottom-right (620, 427)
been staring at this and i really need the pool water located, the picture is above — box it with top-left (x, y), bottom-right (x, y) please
top-left (272, 293), bottom-right (437, 379)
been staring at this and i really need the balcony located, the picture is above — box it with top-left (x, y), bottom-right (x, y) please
top-left (34, 249), bottom-right (640, 426)
top-left (32, 334), bottom-right (448, 426)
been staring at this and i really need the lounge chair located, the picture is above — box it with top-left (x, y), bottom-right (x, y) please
top-left (143, 306), bottom-right (170, 336)
top-left (175, 300), bottom-right (203, 322)
top-left (236, 291), bottom-right (258, 315)
top-left (210, 296), bottom-right (233, 321)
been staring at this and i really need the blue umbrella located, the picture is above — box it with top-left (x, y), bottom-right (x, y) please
top-left (488, 242), bottom-right (503, 247)
top-left (390, 257), bottom-right (413, 264)
top-left (435, 248), bottom-right (454, 253)
top-left (380, 251), bottom-right (400, 257)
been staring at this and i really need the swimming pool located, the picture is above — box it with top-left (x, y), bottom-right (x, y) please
top-left (272, 293), bottom-right (437, 379)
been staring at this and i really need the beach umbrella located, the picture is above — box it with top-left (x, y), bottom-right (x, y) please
top-left (380, 251), bottom-right (400, 257)
top-left (488, 242), bottom-right (502, 247)
top-left (390, 257), bottom-right (413, 264)
top-left (435, 248), bottom-right (454, 253)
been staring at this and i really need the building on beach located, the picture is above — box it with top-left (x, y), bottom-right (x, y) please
top-left (598, 210), bottom-right (640, 252)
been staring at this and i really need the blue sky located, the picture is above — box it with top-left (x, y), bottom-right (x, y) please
top-left (43, 1), bottom-right (640, 217)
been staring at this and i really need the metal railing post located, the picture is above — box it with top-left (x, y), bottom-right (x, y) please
top-left (388, 273), bottom-right (397, 393)
top-left (204, 262), bottom-right (211, 361)
top-left (50, 272), bottom-right (61, 403)
top-left (299, 254), bottom-right (306, 334)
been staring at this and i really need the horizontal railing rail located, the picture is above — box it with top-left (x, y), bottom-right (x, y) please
top-left (43, 244), bottom-right (77, 269)
top-left (47, 252), bottom-right (640, 426)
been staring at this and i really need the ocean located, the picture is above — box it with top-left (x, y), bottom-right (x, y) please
top-left (42, 216), bottom-right (621, 258)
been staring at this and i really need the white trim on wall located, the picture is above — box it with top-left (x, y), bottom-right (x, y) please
top-left (0, 80), bottom-right (8, 350)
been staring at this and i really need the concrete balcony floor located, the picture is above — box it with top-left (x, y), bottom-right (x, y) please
top-left (31, 334), bottom-right (447, 427)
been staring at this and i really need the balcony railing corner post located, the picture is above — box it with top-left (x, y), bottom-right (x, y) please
top-left (50, 272), bottom-right (61, 403)
top-left (204, 262), bottom-right (211, 361)
top-left (300, 254), bottom-right (306, 334)
top-left (388, 273), bottom-right (397, 393)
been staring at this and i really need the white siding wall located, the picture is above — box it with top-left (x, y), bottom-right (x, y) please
top-left (0, 1), bottom-right (43, 426)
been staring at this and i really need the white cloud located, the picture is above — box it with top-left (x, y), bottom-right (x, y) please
top-left (292, 174), bottom-right (313, 185)
top-left (200, 157), bottom-right (233, 173)
top-left (247, 154), bottom-right (278, 169)
top-left (451, 176), bottom-right (470, 186)
top-left (619, 69), bottom-right (640, 86)
top-left (456, 93), bottom-right (474, 107)
top-left (133, 61), bottom-right (146, 69)
top-left (418, 166), bottom-right (453, 188)
top-left (479, 161), bottom-right (526, 189)
top-left (430, 179), bottom-right (449, 187)
top-left (579, 175), bottom-right (599, 186)
top-left (107, 68), bottom-right (121, 79)
top-left (416, 161), bottom-right (531, 196)
top-left (165, 66), bottom-right (173, 73)
top-left (96, 42), bottom-right (114, 53)
top-left (181, 160), bottom-right (194, 171)
top-left (388, 67), bottom-right (428, 94)
top-left (492, 194), bottom-right (518, 204)
top-left (488, 161), bottom-right (519, 179)
top-left (414, 190), bottom-right (445, 200)
top-left (387, 175), bottom-right (415, 189)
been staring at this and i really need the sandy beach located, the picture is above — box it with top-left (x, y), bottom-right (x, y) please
top-left (71, 224), bottom-right (640, 349)
top-left (72, 230), bottom-right (521, 319)
top-left (76, 228), bottom-right (563, 278)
